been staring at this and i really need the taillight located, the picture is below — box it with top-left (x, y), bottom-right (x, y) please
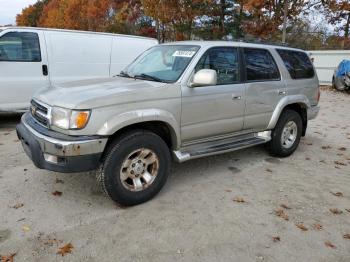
top-left (316, 88), bottom-right (321, 103)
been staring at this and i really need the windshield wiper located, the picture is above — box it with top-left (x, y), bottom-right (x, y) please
top-left (134, 73), bottom-right (166, 83)
top-left (116, 71), bottom-right (133, 78)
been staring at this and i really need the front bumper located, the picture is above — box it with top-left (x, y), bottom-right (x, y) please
top-left (307, 105), bottom-right (320, 120)
top-left (16, 113), bottom-right (108, 173)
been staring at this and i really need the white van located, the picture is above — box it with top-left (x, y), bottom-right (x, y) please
top-left (0, 27), bottom-right (158, 112)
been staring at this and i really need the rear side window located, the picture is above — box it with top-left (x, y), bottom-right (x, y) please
top-left (0, 32), bottom-right (41, 62)
top-left (277, 49), bottom-right (314, 79)
top-left (243, 48), bottom-right (280, 81)
top-left (195, 47), bottom-right (239, 85)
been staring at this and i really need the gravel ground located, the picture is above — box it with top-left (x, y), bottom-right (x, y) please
top-left (0, 88), bottom-right (349, 262)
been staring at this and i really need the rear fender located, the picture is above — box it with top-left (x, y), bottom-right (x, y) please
top-left (267, 95), bottom-right (310, 130)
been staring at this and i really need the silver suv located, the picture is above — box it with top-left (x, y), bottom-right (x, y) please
top-left (17, 41), bottom-right (320, 205)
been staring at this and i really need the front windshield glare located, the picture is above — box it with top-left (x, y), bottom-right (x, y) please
top-left (123, 45), bottom-right (200, 82)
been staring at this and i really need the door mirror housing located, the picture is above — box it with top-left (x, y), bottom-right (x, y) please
top-left (190, 69), bottom-right (217, 87)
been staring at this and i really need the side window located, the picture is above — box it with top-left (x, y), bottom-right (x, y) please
top-left (277, 49), bottom-right (315, 79)
top-left (243, 48), bottom-right (280, 81)
top-left (0, 32), bottom-right (41, 62)
top-left (195, 47), bottom-right (239, 85)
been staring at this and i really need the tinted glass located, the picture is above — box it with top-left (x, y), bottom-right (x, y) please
top-left (195, 47), bottom-right (239, 85)
top-left (243, 48), bottom-right (280, 81)
top-left (277, 49), bottom-right (315, 79)
top-left (0, 32), bottom-right (41, 62)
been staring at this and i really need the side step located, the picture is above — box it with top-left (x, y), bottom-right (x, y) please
top-left (173, 131), bottom-right (271, 162)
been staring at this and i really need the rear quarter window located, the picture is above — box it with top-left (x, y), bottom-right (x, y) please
top-left (277, 49), bottom-right (315, 79)
top-left (243, 48), bottom-right (280, 82)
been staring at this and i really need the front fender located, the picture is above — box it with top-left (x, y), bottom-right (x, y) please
top-left (96, 109), bottom-right (181, 148)
top-left (266, 95), bottom-right (310, 130)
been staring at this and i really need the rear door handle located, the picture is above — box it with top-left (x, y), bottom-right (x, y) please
top-left (232, 94), bottom-right (242, 100)
top-left (42, 65), bottom-right (48, 76)
top-left (278, 90), bottom-right (286, 96)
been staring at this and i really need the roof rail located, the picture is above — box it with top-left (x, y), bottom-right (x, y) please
top-left (236, 38), bottom-right (289, 47)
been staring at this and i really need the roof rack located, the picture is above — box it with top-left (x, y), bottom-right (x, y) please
top-left (236, 38), bottom-right (289, 47)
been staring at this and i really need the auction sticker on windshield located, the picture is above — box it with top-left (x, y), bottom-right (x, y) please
top-left (172, 50), bottom-right (196, 58)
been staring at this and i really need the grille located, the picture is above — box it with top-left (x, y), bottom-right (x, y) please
top-left (30, 99), bottom-right (50, 127)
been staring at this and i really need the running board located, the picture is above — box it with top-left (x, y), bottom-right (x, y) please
top-left (173, 131), bottom-right (271, 162)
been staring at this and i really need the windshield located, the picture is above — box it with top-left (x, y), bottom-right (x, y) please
top-left (121, 45), bottom-right (200, 83)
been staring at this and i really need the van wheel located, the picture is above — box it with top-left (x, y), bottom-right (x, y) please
top-left (96, 130), bottom-right (171, 206)
top-left (268, 109), bottom-right (302, 157)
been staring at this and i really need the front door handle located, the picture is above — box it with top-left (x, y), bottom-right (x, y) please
top-left (232, 94), bottom-right (242, 100)
top-left (278, 90), bottom-right (286, 96)
top-left (42, 65), bottom-right (48, 76)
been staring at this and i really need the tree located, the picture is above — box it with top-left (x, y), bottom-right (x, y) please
top-left (16, 0), bottom-right (49, 27)
top-left (322, 0), bottom-right (350, 49)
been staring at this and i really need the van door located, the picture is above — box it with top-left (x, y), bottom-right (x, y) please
top-left (44, 31), bottom-right (112, 84)
top-left (0, 30), bottom-right (49, 111)
top-left (242, 47), bottom-right (285, 131)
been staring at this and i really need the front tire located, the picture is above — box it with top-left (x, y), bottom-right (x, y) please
top-left (97, 130), bottom-right (171, 206)
top-left (269, 110), bottom-right (302, 157)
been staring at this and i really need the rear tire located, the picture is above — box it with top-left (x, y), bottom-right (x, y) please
top-left (96, 130), bottom-right (171, 206)
top-left (268, 110), bottom-right (302, 157)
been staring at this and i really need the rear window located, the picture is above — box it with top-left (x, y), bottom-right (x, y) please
top-left (243, 48), bottom-right (280, 82)
top-left (277, 49), bottom-right (314, 79)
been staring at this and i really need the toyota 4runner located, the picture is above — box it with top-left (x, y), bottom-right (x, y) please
top-left (17, 41), bottom-right (320, 206)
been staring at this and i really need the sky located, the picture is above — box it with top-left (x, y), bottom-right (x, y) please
top-left (0, 0), bottom-right (37, 25)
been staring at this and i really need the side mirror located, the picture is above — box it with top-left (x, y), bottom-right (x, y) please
top-left (190, 69), bottom-right (217, 87)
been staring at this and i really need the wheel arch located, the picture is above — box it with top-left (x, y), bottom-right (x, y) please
top-left (267, 95), bottom-right (310, 136)
top-left (97, 109), bottom-right (181, 151)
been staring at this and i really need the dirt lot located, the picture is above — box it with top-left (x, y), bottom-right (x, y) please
top-left (0, 88), bottom-right (350, 262)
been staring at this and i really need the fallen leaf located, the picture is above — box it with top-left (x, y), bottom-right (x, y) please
top-left (343, 234), bottom-right (350, 240)
top-left (11, 203), bottom-right (24, 209)
top-left (275, 209), bottom-right (289, 221)
top-left (334, 161), bottom-right (347, 166)
top-left (313, 224), bottom-right (323, 230)
top-left (319, 160), bottom-right (327, 164)
top-left (306, 142), bottom-right (313, 146)
top-left (52, 191), bottom-right (62, 196)
top-left (57, 243), bottom-right (73, 256)
top-left (335, 166), bottom-right (341, 169)
top-left (346, 209), bottom-right (350, 213)
top-left (321, 145), bottom-right (331, 150)
top-left (272, 236), bottom-right (280, 242)
top-left (337, 153), bottom-right (344, 156)
top-left (233, 197), bottom-right (246, 203)
top-left (23, 168), bottom-right (27, 172)
top-left (338, 147), bottom-right (347, 151)
top-left (3, 132), bottom-right (10, 136)
top-left (266, 168), bottom-right (273, 173)
top-left (296, 223), bottom-right (308, 231)
top-left (1, 253), bottom-right (16, 262)
top-left (330, 192), bottom-right (343, 197)
top-left (324, 241), bottom-right (336, 249)
top-left (305, 157), bottom-right (311, 160)
top-left (280, 203), bottom-right (291, 210)
top-left (22, 225), bottom-right (30, 232)
top-left (55, 178), bottom-right (64, 184)
top-left (330, 208), bottom-right (343, 215)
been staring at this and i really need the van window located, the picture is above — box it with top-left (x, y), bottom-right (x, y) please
top-left (277, 49), bottom-right (314, 79)
top-left (243, 48), bottom-right (280, 81)
top-left (195, 47), bottom-right (239, 85)
top-left (0, 32), bottom-right (41, 62)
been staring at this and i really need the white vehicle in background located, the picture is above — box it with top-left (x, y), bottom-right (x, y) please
top-left (0, 27), bottom-right (158, 112)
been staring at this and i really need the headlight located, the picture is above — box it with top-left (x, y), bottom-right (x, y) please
top-left (51, 107), bottom-right (90, 130)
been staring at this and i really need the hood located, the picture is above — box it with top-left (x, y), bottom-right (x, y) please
top-left (34, 77), bottom-right (168, 109)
